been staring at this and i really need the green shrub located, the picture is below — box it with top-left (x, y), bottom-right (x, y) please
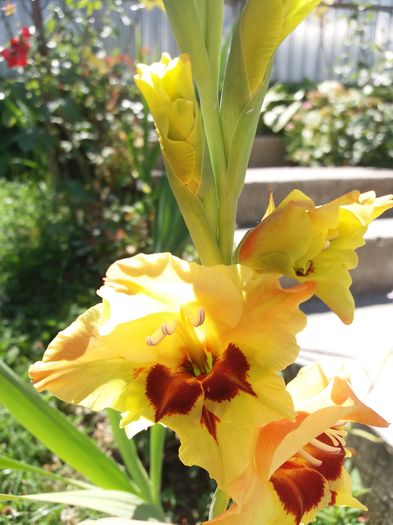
top-left (0, 180), bottom-right (81, 319)
top-left (260, 52), bottom-right (393, 168)
top-left (283, 80), bottom-right (393, 168)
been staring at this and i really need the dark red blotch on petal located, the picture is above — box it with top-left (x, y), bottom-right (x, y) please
top-left (146, 364), bottom-right (202, 421)
top-left (202, 343), bottom-right (256, 402)
top-left (145, 344), bottom-right (255, 439)
top-left (271, 458), bottom-right (327, 524)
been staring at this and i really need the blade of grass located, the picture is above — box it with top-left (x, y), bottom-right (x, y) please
top-left (0, 361), bottom-right (132, 492)
top-left (0, 454), bottom-right (92, 489)
top-left (107, 410), bottom-right (152, 503)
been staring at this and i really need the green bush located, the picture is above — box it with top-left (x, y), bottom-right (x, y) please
top-left (0, 180), bottom-right (81, 319)
top-left (283, 80), bottom-right (393, 168)
top-left (0, 0), bottom-right (160, 281)
top-left (260, 52), bottom-right (393, 168)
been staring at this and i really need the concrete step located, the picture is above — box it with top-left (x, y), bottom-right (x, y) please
top-left (235, 217), bottom-right (393, 296)
top-left (237, 167), bottom-right (393, 227)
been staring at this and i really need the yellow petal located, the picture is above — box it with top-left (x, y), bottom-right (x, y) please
top-left (287, 363), bottom-right (389, 428)
top-left (331, 469), bottom-right (367, 511)
top-left (29, 305), bottom-right (139, 411)
top-left (174, 374), bottom-right (293, 495)
top-left (237, 201), bottom-right (314, 275)
top-left (226, 276), bottom-right (314, 371)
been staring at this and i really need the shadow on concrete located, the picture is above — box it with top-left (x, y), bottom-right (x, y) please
top-left (301, 292), bottom-right (392, 315)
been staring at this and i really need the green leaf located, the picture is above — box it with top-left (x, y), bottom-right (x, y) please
top-left (107, 410), bottom-right (152, 503)
top-left (163, 0), bottom-right (210, 88)
top-left (0, 454), bottom-right (91, 489)
top-left (350, 428), bottom-right (384, 443)
top-left (79, 518), bottom-right (171, 524)
top-left (194, 0), bottom-right (224, 94)
top-left (0, 361), bottom-right (132, 492)
top-left (224, 63), bottom-right (273, 199)
top-left (149, 425), bottom-right (166, 508)
top-left (152, 176), bottom-right (189, 256)
top-left (0, 489), bottom-right (159, 519)
top-left (208, 486), bottom-right (229, 520)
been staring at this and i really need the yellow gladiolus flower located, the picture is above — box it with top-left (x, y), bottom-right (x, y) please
top-left (135, 53), bottom-right (203, 194)
top-left (206, 363), bottom-right (388, 525)
top-left (29, 253), bottom-right (314, 489)
top-left (237, 190), bottom-right (393, 324)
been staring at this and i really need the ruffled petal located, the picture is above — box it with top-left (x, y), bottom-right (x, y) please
top-left (227, 276), bottom-right (314, 370)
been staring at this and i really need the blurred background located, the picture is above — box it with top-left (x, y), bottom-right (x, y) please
top-left (0, 1), bottom-right (392, 524)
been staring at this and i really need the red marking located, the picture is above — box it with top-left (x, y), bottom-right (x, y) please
top-left (271, 458), bottom-right (326, 524)
top-left (133, 367), bottom-right (145, 380)
top-left (145, 344), bottom-right (255, 437)
top-left (329, 490), bottom-right (337, 506)
top-left (146, 365), bottom-right (202, 421)
top-left (202, 344), bottom-right (256, 402)
top-left (200, 407), bottom-right (220, 441)
top-left (295, 261), bottom-right (315, 277)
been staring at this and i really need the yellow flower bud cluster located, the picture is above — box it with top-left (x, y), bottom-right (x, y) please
top-left (135, 53), bottom-right (204, 194)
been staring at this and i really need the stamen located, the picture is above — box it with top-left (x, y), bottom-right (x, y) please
top-left (298, 448), bottom-right (322, 467)
top-left (322, 240), bottom-right (331, 251)
top-left (187, 307), bottom-right (206, 328)
top-left (310, 438), bottom-right (340, 454)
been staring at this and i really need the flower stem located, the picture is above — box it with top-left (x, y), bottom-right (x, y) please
top-left (149, 424), bottom-right (166, 509)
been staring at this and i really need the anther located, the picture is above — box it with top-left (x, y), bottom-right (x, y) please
top-left (146, 320), bottom-right (178, 346)
top-left (161, 320), bottom-right (177, 336)
top-left (298, 448), bottom-right (322, 467)
top-left (310, 438), bottom-right (340, 454)
top-left (187, 307), bottom-right (206, 328)
top-left (146, 328), bottom-right (166, 347)
top-left (325, 428), bottom-right (347, 447)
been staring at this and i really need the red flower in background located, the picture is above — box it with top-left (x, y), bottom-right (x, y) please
top-left (1, 26), bottom-right (32, 68)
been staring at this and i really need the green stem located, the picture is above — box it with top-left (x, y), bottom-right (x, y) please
top-left (196, 0), bottom-right (224, 95)
top-left (149, 424), bottom-right (166, 509)
top-left (198, 82), bottom-right (233, 263)
top-left (208, 486), bottom-right (229, 520)
top-left (218, 194), bottom-right (237, 264)
top-left (163, 0), bottom-right (233, 263)
top-left (107, 410), bottom-right (152, 502)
